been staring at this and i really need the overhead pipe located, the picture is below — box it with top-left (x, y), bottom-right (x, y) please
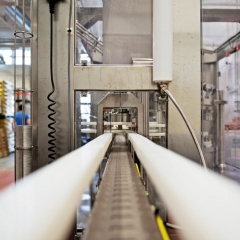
top-left (215, 31), bottom-right (240, 61)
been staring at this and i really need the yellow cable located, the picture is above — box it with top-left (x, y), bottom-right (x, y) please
top-left (156, 215), bottom-right (170, 240)
top-left (135, 163), bottom-right (141, 177)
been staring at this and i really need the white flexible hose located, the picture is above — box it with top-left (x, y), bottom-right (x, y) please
top-left (162, 88), bottom-right (207, 170)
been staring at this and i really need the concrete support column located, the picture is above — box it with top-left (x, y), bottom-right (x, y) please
top-left (168, 0), bottom-right (201, 162)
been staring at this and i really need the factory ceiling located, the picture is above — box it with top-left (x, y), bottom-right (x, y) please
top-left (0, 0), bottom-right (239, 51)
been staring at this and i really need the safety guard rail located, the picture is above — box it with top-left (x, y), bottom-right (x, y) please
top-left (0, 133), bottom-right (112, 240)
top-left (128, 133), bottom-right (240, 240)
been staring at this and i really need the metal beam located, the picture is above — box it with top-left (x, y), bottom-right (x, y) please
top-left (202, 3), bottom-right (240, 7)
top-left (215, 31), bottom-right (240, 60)
top-left (73, 66), bottom-right (157, 91)
top-left (0, 0), bottom-right (14, 6)
top-left (0, 38), bottom-right (30, 47)
top-left (202, 9), bottom-right (240, 22)
top-left (76, 7), bottom-right (102, 29)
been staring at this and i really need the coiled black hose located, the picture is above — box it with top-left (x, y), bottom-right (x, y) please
top-left (47, 13), bottom-right (56, 163)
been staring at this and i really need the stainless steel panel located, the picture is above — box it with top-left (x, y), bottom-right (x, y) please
top-left (219, 52), bottom-right (240, 169)
top-left (83, 134), bottom-right (161, 240)
top-left (97, 92), bottom-right (143, 135)
top-left (111, 113), bottom-right (131, 122)
top-left (111, 114), bottom-right (130, 122)
top-left (15, 126), bottom-right (32, 180)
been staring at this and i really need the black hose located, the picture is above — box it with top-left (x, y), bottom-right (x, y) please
top-left (47, 13), bottom-right (56, 163)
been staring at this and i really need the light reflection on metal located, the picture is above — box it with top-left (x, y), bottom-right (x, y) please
top-left (13, 0), bottom-right (34, 180)
top-left (5, 6), bottom-right (31, 32)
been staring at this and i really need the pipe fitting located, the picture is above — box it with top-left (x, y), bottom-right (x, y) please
top-left (159, 83), bottom-right (168, 98)
top-left (159, 83), bottom-right (168, 90)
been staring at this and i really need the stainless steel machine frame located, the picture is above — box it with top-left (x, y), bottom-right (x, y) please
top-left (97, 92), bottom-right (143, 136)
top-left (32, 0), bottom-right (201, 168)
top-left (27, 1), bottom-right (201, 239)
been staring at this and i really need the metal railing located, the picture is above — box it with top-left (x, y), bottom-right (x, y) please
top-left (128, 133), bottom-right (240, 240)
top-left (76, 21), bottom-right (103, 54)
top-left (0, 133), bottom-right (112, 240)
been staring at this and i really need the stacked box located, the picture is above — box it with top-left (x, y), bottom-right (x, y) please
top-left (0, 128), bottom-right (9, 158)
top-left (0, 80), bottom-right (14, 155)
top-left (0, 80), bottom-right (14, 116)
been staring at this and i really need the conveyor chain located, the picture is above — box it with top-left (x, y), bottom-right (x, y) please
top-left (83, 134), bottom-right (161, 240)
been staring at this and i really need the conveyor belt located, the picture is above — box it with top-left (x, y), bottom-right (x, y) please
top-left (83, 134), bottom-right (161, 240)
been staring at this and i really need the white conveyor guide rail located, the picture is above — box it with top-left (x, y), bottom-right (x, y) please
top-left (0, 133), bottom-right (112, 240)
top-left (128, 133), bottom-right (240, 240)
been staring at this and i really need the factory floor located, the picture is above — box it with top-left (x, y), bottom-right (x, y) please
top-left (0, 153), bottom-right (14, 191)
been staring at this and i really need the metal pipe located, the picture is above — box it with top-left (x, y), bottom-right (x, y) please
top-left (14, 0), bottom-right (34, 178)
top-left (76, 32), bottom-right (103, 54)
top-left (31, 0), bottom-right (38, 171)
top-left (75, 21), bottom-right (103, 55)
top-left (15, 125), bottom-right (32, 180)
top-left (141, 92), bottom-right (149, 138)
top-left (215, 31), bottom-right (240, 61)
top-left (14, 0), bottom-right (17, 181)
top-left (76, 30), bottom-right (102, 47)
top-left (21, 0), bottom-right (26, 178)
top-left (68, 0), bottom-right (73, 152)
top-left (75, 33), bottom-right (103, 53)
top-left (76, 22), bottom-right (103, 44)
top-left (216, 68), bottom-right (220, 167)
top-left (219, 91), bottom-right (226, 168)
top-left (76, 30), bottom-right (103, 45)
top-left (160, 86), bottom-right (207, 170)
